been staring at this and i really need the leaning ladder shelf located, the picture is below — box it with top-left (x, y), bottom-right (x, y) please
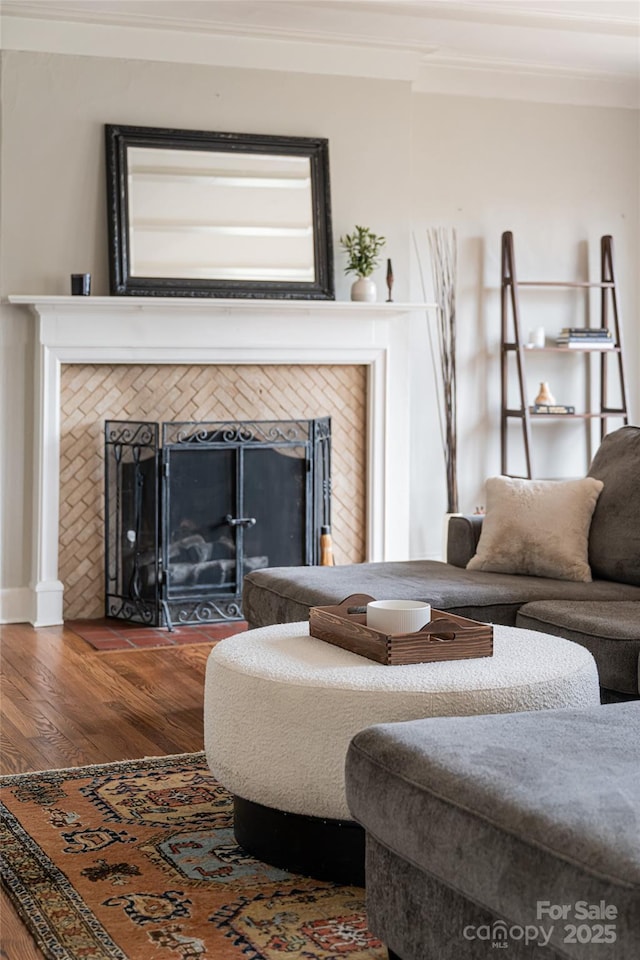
top-left (500, 231), bottom-right (628, 479)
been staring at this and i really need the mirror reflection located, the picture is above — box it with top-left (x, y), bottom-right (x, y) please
top-left (127, 147), bottom-right (315, 282)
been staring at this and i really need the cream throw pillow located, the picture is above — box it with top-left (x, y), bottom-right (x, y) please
top-left (467, 476), bottom-right (604, 582)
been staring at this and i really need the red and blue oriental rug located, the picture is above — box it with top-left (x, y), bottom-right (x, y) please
top-left (1, 752), bottom-right (384, 960)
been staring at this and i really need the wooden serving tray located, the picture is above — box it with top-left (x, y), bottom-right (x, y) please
top-left (309, 593), bottom-right (493, 666)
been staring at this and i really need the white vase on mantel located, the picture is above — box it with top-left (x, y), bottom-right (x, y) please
top-left (350, 276), bottom-right (377, 302)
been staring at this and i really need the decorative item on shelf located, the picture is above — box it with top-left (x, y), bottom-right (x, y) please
top-left (556, 327), bottom-right (614, 349)
top-left (558, 327), bottom-right (611, 339)
top-left (386, 258), bottom-right (394, 302)
top-left (340, 225), bottom-right (386, 302)
top-left (534, 381), bottom-right (556, 406)
top-left (526, 326), bottom-right (545, 348)
top-left (530, 404), bottom-right (575, 415)
top-left (71, 273), bottom-right (91, 296)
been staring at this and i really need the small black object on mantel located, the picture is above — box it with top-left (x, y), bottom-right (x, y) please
top-left (385, 259), bottom-right (394, 302)
top-left (71, 273), bottom-right (91, 295)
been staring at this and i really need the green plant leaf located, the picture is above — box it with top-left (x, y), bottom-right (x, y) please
top-left (339, 225), bottom-right (386, 277)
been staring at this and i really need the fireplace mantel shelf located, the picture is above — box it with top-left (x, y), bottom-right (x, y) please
top-left (9, 296), bottom-right (437, 352)
top-left (9, 295), bottom-right (436, 314)
top-left (10, 294), bottom-right (429, 626)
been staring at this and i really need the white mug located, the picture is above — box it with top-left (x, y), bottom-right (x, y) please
top-left (366, 600), bottom-right (432, 635)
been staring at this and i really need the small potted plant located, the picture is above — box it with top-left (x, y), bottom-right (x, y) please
top-left (340, 225), bottom-right (386, 302)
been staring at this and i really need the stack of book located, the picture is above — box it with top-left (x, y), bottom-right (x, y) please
top-left (556, 327), bottom-right (614, 349)
top-left (530, 403), bottom-right (575, 415)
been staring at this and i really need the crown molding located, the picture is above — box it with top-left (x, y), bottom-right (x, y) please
top-left (0, 13), bottom-right (428, 83)
top-left (389, 1), bottom-right (640, 35)
top-left (1, 2), bottom-right (441, 53)
top-left (6, 1), bottom-right (638, 38)
top-left (414, 53), bottom-right (639, 110)
top-left (1, 3), bottom-right (638, 109)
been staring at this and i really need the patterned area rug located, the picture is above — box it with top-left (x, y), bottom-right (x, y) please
top-left (1, 753), bottom-right (384, 960)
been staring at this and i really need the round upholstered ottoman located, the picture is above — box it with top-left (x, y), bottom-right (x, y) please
top-left (204, 621), bottom-right (599, 882)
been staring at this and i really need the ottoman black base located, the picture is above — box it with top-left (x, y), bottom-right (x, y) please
top-left (233, 794), bottom-right (365, 885)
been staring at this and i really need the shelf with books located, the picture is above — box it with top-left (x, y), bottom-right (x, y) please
top-left (523, 345), bottom-right (620, 352)
top-left (500, 231), bottom-right (628, 479)
top-left (528, 412), bottom-right (622, 420)
top-left (556, 325), bottom-right (615, 350)
top-left (530, 403), bottom-right (575, 415)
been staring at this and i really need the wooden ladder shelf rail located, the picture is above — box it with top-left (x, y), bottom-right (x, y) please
top-left (500, 230), bottom-right (629, 479)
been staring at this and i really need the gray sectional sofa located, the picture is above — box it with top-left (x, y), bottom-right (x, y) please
top-left (243, 426), bottom-right (640, 698)
top-left (345, 702), bottom-right (640, 960)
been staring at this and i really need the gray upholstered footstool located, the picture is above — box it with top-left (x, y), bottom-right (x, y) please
top-left (346, 702), bottom-right (640, 960)
top-left (516, 601), bottom-right (640, 697)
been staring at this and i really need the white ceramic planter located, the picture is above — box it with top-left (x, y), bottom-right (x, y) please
top-left (350, 276), bottom-right (377, 302)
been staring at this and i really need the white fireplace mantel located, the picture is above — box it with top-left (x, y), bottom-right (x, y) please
top-left (9, 295), bottom-right (436, 626)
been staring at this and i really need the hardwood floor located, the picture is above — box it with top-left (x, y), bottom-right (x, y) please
top-left (0, 621), bottom-right (213, 960)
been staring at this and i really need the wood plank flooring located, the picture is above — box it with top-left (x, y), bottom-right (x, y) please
top-left (0, 621), bottom-right (213, 960)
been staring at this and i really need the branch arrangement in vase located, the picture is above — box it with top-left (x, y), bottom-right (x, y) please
top-left (427, 226), bottom-right (458, 514)
top-left (412, 226), bottom-right (459, 514)
top-left (340, 225), bottom-right (386, 302)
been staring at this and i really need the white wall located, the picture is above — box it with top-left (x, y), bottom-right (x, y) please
top-left (409, 93), bottom-right (639, 554)
top-left (1, 49), bottom-right (638, 619)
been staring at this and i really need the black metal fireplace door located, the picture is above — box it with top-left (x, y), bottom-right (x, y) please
top-left (104, 418), bottom-right (331, 629)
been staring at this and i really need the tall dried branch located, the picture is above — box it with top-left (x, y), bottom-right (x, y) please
top-left (426, 227), bottom-right (459, 513)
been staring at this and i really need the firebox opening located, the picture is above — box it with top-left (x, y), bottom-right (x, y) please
top-left (105, 418), bottom-right (331, 629)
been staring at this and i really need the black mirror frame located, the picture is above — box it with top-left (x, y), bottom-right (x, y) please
top-left (105, 124), bottom-right (335, 300)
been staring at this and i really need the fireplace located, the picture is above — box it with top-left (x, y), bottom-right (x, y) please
top-left (105, 417), bottom-right (331, 628)
top-left (8, 295), bottom-right (422, 627)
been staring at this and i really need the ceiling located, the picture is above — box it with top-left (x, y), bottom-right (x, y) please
top-left (2, 0), bottom-right (639, 107)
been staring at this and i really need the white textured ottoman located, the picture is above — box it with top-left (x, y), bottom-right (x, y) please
top-left (204, 621), bottom-right (599, 881)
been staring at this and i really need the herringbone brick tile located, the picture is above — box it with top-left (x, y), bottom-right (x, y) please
top-left (60, 363), bottom-right (366, 618)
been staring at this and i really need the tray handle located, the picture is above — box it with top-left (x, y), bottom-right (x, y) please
top-left (334, 593), bottom-right (377, 615)
top-left (416, 617), bottom-right (474, 642)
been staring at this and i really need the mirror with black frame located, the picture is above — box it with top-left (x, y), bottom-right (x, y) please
top-left (105, 124), bottom-right (334, 299)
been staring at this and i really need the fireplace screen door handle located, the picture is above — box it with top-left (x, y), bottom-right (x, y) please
top-left (225, 514), bottom-right (257, 528)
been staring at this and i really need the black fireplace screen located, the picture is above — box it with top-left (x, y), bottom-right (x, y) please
top-left (104, 418), bottom-right (331, 628)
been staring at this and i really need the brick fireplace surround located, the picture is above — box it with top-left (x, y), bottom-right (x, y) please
top-left (10, 296), bottom-right (429, 627)
top-left (62, 362), bottom-right (366, 620)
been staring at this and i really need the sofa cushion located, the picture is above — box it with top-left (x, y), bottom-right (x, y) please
top-left (446, 514), bottom-right (483, 568)
top-left (346, 703), bottom-right (640, 960)
top-left (466, 475), bottom-right (603, 582)
top-left (517, 600), bottom-right (640, 695)
top-left (588, 426), bottom-right (640, 586)
top-left (242, 559), bottom-right (640, 629)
